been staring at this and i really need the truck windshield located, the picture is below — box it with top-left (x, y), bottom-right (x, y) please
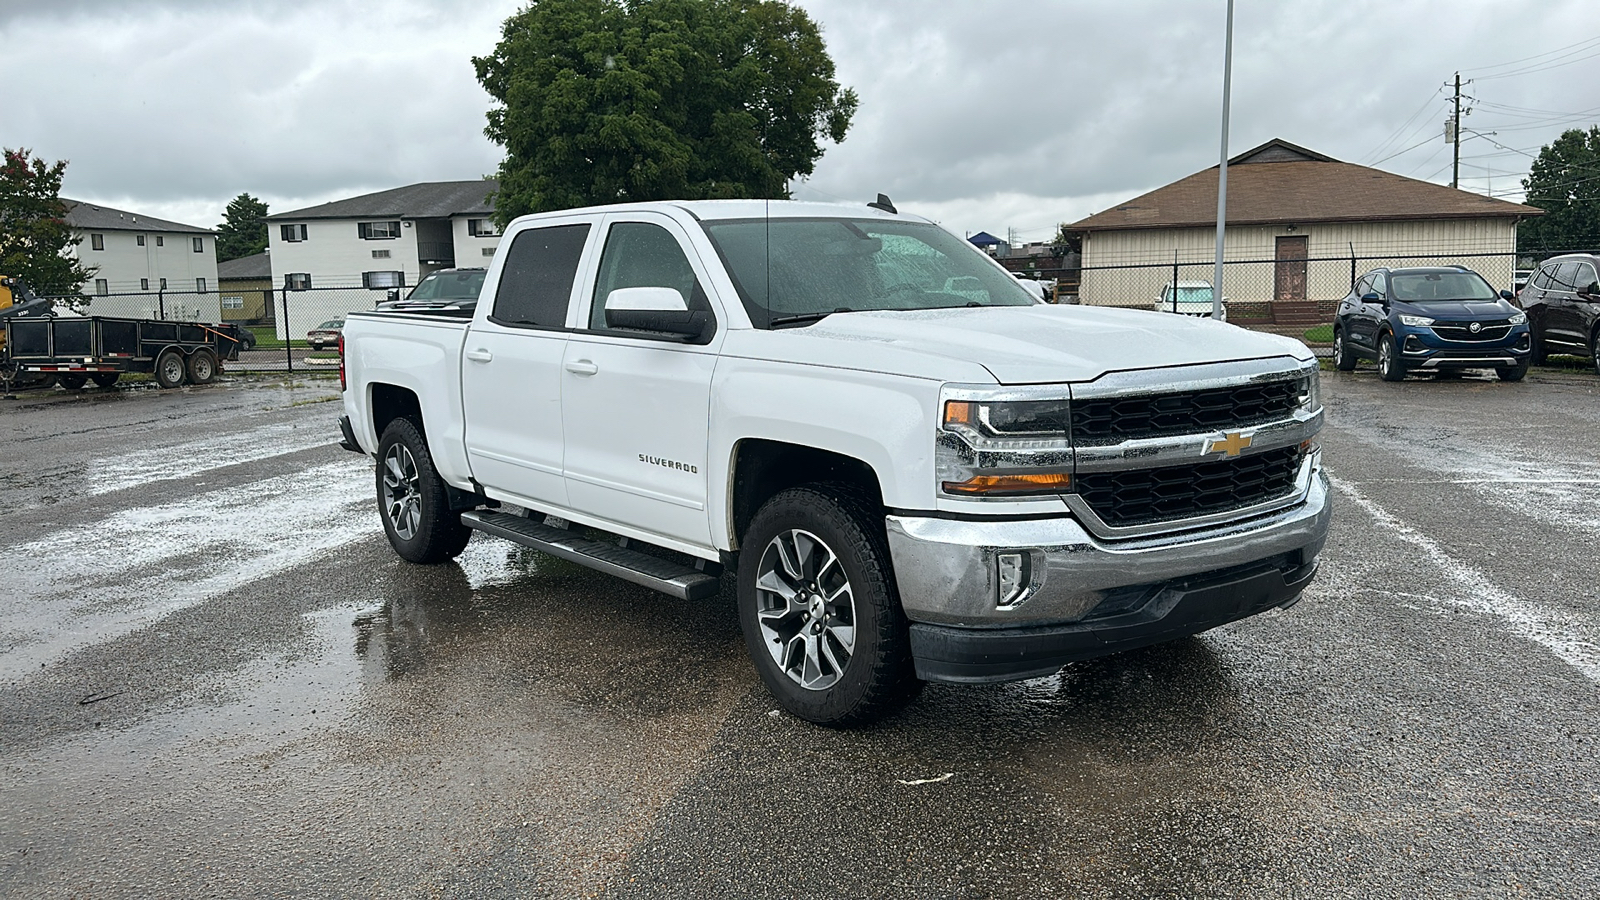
top-left (406, 270), bottom-right (487, 302)
top-left (701, 218), bottom-right (1036, 327)
top-left (1389, 272), bottom-right (1497, 302)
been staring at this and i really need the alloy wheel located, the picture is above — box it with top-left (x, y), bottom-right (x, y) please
top-left (754, 528), bottom-right (858, 691)
top-left (381, 443), bottom-right (422, 541)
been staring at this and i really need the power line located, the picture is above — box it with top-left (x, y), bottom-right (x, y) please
top-left (1462, 33), bottom-right (1600, 75)
top-left (1475, 45), bottom-right (1600, 81)
top-left (1362, 86), bottom-right (1446, 164)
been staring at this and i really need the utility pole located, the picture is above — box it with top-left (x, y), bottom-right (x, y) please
top-left (1451, 71), bottom-right (1461, 189)
top-left (1212, 0), bottom-right (1234, 321)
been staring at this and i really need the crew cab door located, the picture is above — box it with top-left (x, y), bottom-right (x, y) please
top-left (460, 217), bottom-right (596, 508)
top-left (560, 213), bottom-right (723, 549)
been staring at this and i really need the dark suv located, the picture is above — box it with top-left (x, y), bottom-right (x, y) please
top-left (1518, 253), bottom-right (1600, 375)
top-left (1332, 266), bottom-right (1530, 382)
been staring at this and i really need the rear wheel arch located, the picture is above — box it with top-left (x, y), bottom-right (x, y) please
top-left (369, 382), bottom-right (425, 446)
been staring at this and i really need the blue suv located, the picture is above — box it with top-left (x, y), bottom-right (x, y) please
top-left (1332, 266), bottom-right (1530, 382)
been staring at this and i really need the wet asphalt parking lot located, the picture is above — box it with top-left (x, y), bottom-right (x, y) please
top-left (2, 365), bottom-right (1599, 899)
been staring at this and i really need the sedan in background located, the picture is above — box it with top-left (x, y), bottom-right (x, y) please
top-left (1332, 266), bottom-right (1529, 382)
top-left (307, 320), bottom-right (344, 351)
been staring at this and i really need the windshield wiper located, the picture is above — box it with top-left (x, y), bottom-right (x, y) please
top-left (769, 308), bottom-right (853, 329)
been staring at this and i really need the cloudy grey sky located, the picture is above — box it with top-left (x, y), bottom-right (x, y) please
top-left (6, 0), bottom-right (1597, 241)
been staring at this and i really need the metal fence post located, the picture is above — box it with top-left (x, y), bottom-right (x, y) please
top-left (281, 286), bottom-right (292, 374)
top-left (1171, 251), bottom-right (1180, 313)
top-left (157, 288), bottom-right (165, 320)
top-left (1349, 242), bottom-right (1357, 289)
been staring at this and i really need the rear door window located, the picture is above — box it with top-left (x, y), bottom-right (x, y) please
top-left (490, 223), bottom-right (591, 329)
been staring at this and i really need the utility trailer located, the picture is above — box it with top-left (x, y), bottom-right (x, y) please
top-left (2, 315), bottom-right (244, 392)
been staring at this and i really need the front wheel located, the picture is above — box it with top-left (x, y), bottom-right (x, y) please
top-left (737, 485), bottom-right (921, 726)
top-left (56, 373), bottom-right (87, 390)
top-left (1377, 332), bottom-right (1406, 382)
top-left (1497, 362), bottom-right (1529, 382)
top-left (1332, 328), bottom-right (1357, 371)
top-left (90, 372), bottom-right (120, 388)
top-left (154, 350), bottom-right (187, 388)
top-left (1591, 330), bottom-right (1600, 378)
top-left (376, 418), bottom-right (472, 564)
top-left (1529, 324), bottom-right (1549, 366)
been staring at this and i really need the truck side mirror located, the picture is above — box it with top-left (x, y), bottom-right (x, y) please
top-left (604, 286), bottom-right (712, 343)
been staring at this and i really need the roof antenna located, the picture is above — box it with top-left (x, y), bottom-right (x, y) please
top-left (867, 193), bottom-right (896, 214)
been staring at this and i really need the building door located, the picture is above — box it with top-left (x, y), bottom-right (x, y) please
top-left (1274, 235), bottom-right (1309, 302)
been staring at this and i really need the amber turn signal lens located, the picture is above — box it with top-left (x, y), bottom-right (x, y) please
top-left (943, 400), bottom-right (974, 428)
top-left (941, 472), bottom-right (1072, 494)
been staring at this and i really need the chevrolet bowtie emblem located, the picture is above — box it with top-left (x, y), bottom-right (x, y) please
top-left (1205, 432), bottom-right (1252, 457)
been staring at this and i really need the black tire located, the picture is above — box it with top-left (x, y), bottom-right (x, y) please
top-left (186, 348), bottom-right (219, 385)
top-left (737, 484), bottom-right (921, 726)
top-left (376, 418), bottom-right (472, 564)
top-left (1591, 329), bottom-right (1600, 378)
top-left (1332, 327), bottom-right (1356, 371)
top-left (56, 373), bottom-right (88, 390)
top-left (89, 372), bottom-right (120, 388)
top-left (1497, 362), bottom-right (1529, 382)
top-left (154, 350), bottom-right (187, 388)
top-left (1377, 332), bottom-right (1406, 382)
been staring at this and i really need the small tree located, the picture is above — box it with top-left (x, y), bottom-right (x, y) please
top-left (474, 0), bottom-right (858, 225)
top-left (0, 148), bottom-right (94, 296)
top-left (215, 193), bottom-right (271, 263)
top-left (1518, 126), bottom-right (1600, 255)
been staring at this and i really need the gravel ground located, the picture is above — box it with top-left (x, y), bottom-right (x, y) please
top-left (1, 366), bottom-right (1597, 898)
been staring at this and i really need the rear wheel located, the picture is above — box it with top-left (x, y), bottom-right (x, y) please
top-left (154, 350), bottom-right (187, 388)
top-left (376, 418), bottom-right (472, 564)
top-left (1529, 323), bottom-right (1549, 366)
top-left (737, 485), bottom-right (921, 726)
top-left (1377, 332), bottom-right (1405, 382)
top-left (56, 373), bottom-right (87, 390)
top-left (1591, 329), bottom-right (1600, 378)
top-left (89, 372), bottom-right (120, 388)
top-left (186, 348), bottom-right (218, 385)
top-left (1332, 328), bottom-right (1356, 371)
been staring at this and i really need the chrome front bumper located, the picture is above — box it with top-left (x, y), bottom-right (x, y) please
top-left (885, 459), bottom-right (1331, 630)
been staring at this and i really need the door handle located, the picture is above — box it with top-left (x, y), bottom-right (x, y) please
top-left (565, 359), bottom-right (599, 376)
top-left (465, 348), bottom-right (493, 363)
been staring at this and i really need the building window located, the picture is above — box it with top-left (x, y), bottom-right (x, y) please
top-left (482, 247), bottom-right (496, 257)
top-left (159, 278), bottom-right (167, 289)
top-left (372, 249), bottom-right (391, 259)
top-left (358, 221), bottom-right (402, 240)
top-left (468, 218), bottom-right (500, 238)
top-left (222, 296), bottom-right (244, 309)
top-left (95, 278), bottom-right (108, 295)
top-left (91, 233), bottom-right (105, 251)
top-left (156, 235), bottom-right (164, 247)
top-left (281, 224), bottom-right (307, 242)
top-left (196, 277), bottom-right (207, 292)
top-left (285, 273), bottom-right (312, 290)
top-left (193, 237), bottom-right (204, 253)
top-left (141, 278), bottom-right (149, 290)
top-left (137, 234), bottom-right (146, 247)
top-left (362, 270), bottom-right (405, 289)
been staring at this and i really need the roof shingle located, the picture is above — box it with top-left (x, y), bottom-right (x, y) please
top-left (1069, 139), bottom-right (1539, 233)
top-left (62, 199), bottom-right (214, 234)
top-left (266, 180), bottom-right (498, 221)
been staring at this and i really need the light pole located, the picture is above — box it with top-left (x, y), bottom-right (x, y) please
top-left (1212, 0), bottom-right (1234, 321)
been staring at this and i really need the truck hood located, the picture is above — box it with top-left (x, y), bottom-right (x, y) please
top-left (789, 304), bottom-right (1311, 384)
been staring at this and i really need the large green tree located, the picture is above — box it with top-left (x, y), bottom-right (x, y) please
top-left (474, 0), bottom-right (857, 224)
top-left (215, 192), bottom-right (271, 263)
top-left (0, 148), bottom-right (94, 295)
top-left (1518, 126), bottom-right (1600, 254)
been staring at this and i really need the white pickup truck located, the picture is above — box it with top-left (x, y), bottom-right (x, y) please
top-left (338, 198), bottom-right (1329, 725)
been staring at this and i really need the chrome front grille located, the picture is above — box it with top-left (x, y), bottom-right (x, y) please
top-left (1073, 445), bottom-right (1306, 528)
top-left (1069, 376), bottom-right (1305, 447)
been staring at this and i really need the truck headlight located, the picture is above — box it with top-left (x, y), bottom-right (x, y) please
top-left (1398, 315), bottom-right (1434, 327)
top-left (1296, 369), bottom-right (1320, 414)
top-left (936, 388), bottom-right (1073, 498)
